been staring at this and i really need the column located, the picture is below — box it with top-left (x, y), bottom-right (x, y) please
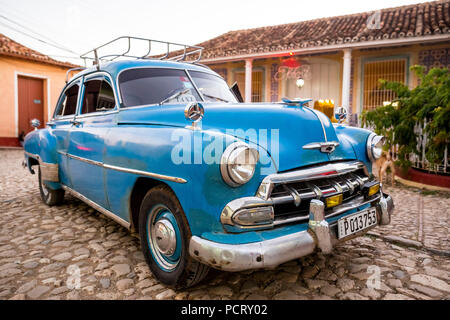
top-left (341, 49), bottom-right (352, 111)
top-left (245, 59), bottom-right (253, 103)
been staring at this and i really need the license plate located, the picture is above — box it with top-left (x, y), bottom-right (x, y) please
top-left (338, 208), bottom-right (377, 239)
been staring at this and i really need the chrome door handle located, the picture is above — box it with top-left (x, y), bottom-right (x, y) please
top-left (70, 120), bottom-right (81, 126)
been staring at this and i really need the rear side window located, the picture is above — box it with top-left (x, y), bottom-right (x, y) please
top-left (55, 83), bottom-right (79, 117)
top-left (81, 79), bottom-right (115, 114)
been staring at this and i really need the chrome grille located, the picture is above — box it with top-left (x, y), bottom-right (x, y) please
top-left (269, 169), bottom-right (370, 224)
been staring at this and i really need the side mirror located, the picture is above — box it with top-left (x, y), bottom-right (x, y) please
top-left (334, 106), bottom-right (347, 124)
top-left (31, 119), bottom-right (40, 130)
top-left (230, 82), bottom-right (244, 103)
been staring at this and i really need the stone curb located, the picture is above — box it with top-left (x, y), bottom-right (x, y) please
top-left (366, 231), bottom-right (450, 257)
top-left (394, 176), bottom-right (450, 192)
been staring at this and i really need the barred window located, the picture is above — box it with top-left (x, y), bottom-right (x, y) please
top-left (362, 58), bottom-right (407, 111)
top-left (234, 70), bottom-right (264, 102)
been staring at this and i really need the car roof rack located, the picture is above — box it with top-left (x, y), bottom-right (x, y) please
top-left (65, 67), bottom-right (87, 83)
top-left (80, 36), bottom-right (203, 68)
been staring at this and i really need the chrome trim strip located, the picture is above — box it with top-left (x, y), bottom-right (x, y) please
top-left (103, 163), bottom-right (187, 184)
top-left (58, 152), bottom-right (187, 184)
top-left (65, 152), bottom-right (103, 167)
top-left (52, 115), bottom-right (75, 121)
top-left (74, 110), bottom-right (119, 119)
top-left (305, 107), bottom-right (328, 142)
top-left (62, 185), bottom-right (130, 229)
top-left (24, 151), bottom-right (39, 160)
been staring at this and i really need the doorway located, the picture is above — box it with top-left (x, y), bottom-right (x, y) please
top-left (284, 57), bottom-right (341, 105)
top-left (18, 76), bottom-right (44, 143)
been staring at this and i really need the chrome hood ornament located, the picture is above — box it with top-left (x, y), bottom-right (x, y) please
top-left (184, 102), bottom-right (204, 130)
top-left (280, 97), bottom-right (312, 108)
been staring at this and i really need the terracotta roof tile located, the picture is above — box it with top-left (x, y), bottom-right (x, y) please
top-left (196, 0), bottom-right (450, 60)
top-left (0, 33), bottom-right (78, 68)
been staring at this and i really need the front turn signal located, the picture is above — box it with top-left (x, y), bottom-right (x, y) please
top-left (324, 193), bottom-right (343, 208)
top-left (363, 181), bottom-right (381, 198)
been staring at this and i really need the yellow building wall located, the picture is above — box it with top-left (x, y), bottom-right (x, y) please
top-left (208, 53), bottom-right (343, 104)
top-left (0, 56), bottom-right (71, 139)
top-left (351, 42), bottom-right (450, 116)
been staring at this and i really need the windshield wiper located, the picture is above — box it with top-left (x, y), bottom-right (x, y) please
top-left (159, 88), bottom-right (190, 105)
top-left (201, 93), bottom-right (229, 103)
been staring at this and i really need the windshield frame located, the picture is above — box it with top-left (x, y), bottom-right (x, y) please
top-left (188, 70), bottom-right (238, 104)
top-left (116, 66), bottom-right (232, 109)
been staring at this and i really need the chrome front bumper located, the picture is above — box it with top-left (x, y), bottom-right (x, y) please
top-left (189, 193), bottom-right (394, 272)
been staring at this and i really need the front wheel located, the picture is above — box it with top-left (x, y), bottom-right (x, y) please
top-left (139, 185), bottom-right (209, 288)
top-left (38, 166), bottom-right (64, 206)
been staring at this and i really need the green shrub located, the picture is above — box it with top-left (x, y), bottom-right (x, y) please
top-left (362, 65), bottom-right (450, 170)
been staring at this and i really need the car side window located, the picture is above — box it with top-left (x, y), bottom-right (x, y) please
top-left (55, 83), bottom-right (80, 117)
top-left (81, 79), bottom-right (115, 114)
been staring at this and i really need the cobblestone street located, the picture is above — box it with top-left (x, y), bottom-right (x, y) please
top-left (0, 149), bottom-right (449, 300)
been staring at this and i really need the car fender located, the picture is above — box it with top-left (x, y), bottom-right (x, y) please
top-left (23, 128), bottom-right (61, 189)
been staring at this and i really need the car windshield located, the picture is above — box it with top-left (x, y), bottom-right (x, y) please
top-left (118, 68), bottom-right (237, 107)
top-left (118, 68), bottom-right (201, 107)
top-left (189, 71), bottom-right (237, 103)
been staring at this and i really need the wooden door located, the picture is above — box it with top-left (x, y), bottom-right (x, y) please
top-left (18, 76), bottom-right (44, 140)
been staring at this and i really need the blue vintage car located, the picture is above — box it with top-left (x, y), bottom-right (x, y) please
top-left (23, 37), bottom-right (394, 288)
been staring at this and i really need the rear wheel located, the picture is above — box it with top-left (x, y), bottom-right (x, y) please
top-left (138, 185), bottom-right (209, 288)
top-left (38, 166), bottom-right (64, 206)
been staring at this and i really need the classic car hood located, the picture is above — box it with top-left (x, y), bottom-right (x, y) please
top-left (118, 103), bottom-right (357, 172)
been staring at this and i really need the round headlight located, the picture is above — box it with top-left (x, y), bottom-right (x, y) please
top-left (367, 133), bottom-right (385, 161)
top-left (220, 142), bottom-right (259, 187)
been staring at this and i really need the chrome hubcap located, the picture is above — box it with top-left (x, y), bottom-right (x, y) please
top-left (147, 204), bottom-right (181, 271)
top-left (153, 219), bottom-right (176, 256)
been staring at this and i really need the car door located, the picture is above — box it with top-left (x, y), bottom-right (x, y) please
top-left (49, 79), bottom-right (82, 188)
top-left (67, 73), bottom-right (118, 209)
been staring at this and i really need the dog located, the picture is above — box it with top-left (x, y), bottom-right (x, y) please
top-left (375, 149), bottom-right (396, 185)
